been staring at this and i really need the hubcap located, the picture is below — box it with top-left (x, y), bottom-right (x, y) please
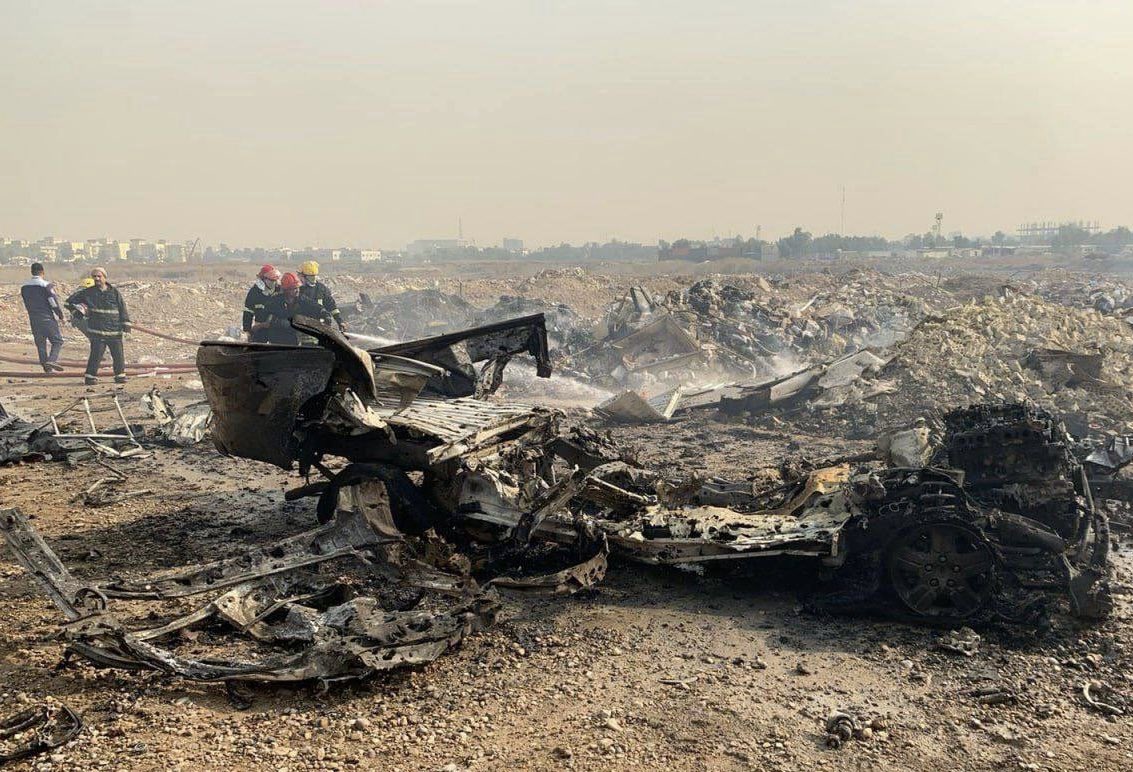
top-left (887, 522), bottom-right (994, 618)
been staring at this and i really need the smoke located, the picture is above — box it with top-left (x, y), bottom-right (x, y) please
top-left (497, 361), bottom-right (614, 408)
top-left (346, 332), bottom-right (401, 348)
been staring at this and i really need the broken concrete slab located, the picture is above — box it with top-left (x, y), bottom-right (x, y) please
top-left (595, 388), bottom-right (683, 423)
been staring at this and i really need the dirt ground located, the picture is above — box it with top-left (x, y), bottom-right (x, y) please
top-left (1, 263), bottom-right (1131, 771)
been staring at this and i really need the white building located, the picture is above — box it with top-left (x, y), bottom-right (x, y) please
top-left (407, 239), bottom-right (469, 257)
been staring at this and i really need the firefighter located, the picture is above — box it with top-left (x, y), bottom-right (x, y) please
top-left (254, 272), bottom-right (332, 346)
top-left (64, 266), bottom-right (131, 385)
top-left (297, 261), bottom-right (345, 332)
top-left (242, 264), bottom-right (281, 342)
top-left (67, 277), bottom-right (96, 339)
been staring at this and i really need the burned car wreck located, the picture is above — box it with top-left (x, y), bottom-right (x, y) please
top-left (0, 315), bottom-right (1112, 689)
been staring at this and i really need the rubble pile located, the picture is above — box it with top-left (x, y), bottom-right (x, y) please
top-left (671, 274), bottom-right (935, 369)
top-left (767, 293), bottom-right (1133, 437)
top-left (1026, 270), bottom-right (1133, 315)
top-left (349, 289), bottom-right (477, 339)
top-left (877, 294), bottom-right (1133, 430)
top-left (581, 271), bottom-right (954, 413)
top-left (514, 267), bottom-right (627, 317)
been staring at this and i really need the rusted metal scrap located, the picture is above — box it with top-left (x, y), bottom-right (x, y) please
top-left (0, 703), bottom-right (82, 766)
top-left (0, 477), bottom-right (605, 685)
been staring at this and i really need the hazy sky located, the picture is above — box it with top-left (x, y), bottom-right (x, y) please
top-left (2, 1), bottom-right (1131, 248)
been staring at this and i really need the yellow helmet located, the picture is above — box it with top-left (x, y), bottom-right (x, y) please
top-left (81, 277), bottom-right (96, 288)
top-left (299, 260), bottom-right (319, 277)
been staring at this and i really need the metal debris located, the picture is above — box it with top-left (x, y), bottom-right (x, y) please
top-left (0, 703), bottom-right (82, 766)
top-left (1081, 681), bottom-right (1125, 716)
top-left (143, 388), bottom-right (213, 446)
top-left (0, 313), bottom-right (1115, 693)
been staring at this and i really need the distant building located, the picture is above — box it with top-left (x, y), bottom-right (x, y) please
top-left (981, 245), bottom-right (1018, 258)
top-left (502, 238), bottom-right (524, 253)
top-left (35, 244), bottom-right (60, 263)
top-left (128, 239), bottom-right (161, 262)
top-left (334, 248), bottom-right (381, 262)
top-left (658, 241), bottom-right (707, 261)
top-left (407, 239), bottom-right (470, 257)
top-left (164, 242), bottom-right (187, 262)
top-left (917, 247), bottom-right (983, 259)
top-left (917, 248), bottom-right (953, 259)
top-left (290, 247), bottom-right (343, 265)
top-left (99, 241), bottom-right (130, 262)
top-left (59, 241), bottom-right (88, 261)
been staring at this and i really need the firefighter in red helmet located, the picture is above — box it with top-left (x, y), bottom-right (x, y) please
top-left (253, 272), bottom-right (333, 345)
top-left (242, 264), bottom-right (281, 342)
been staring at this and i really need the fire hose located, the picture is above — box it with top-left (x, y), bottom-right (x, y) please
top-left (130, 324), bottom-right (203, 346)
top-left (0, 354), bottom-right (198, 370)
top-left (0, 323), bottom-right (206, 378)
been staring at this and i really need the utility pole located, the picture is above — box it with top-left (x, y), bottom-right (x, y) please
top-left (840, 186), bottom-right (846, 235)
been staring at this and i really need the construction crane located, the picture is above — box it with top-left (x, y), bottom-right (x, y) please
top-left (185, 237), bottom-right (200, 263)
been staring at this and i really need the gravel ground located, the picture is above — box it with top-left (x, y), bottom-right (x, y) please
top-left (0, 377), bottom-right (1130, 771)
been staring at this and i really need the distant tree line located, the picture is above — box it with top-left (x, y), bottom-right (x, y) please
top-left (774, 225), bottom-right (1133, 256)
top-left (776, 228), bottom-right (892, 258)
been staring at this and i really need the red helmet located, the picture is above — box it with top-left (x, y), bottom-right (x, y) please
top-left (258, 264), bottom-right (281, 281)
top-left (280, 272), bottom-right (301, 290)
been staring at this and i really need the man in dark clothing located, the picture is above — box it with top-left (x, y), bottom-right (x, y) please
top-left (242, 264), bottom-right (281, 342)
top-left (20, 263), bottom-right (66, 372)
top-left (297, 260), bottom-right (346, 332)
top-left (254, 272), bottom-right (333, 346)
top-left (65, 266), bottom-right (131, 385)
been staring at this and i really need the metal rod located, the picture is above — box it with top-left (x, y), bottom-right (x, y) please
top-left (57, 433), bottom-right (137, 440)
top-left (112, 396), bottom-right (136, 442)
top-left (83, 398), bottom-right (97, 434)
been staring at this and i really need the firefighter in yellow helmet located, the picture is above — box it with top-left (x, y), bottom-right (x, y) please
top-left (68, 276), bottom-right (97, 338)
top-left (297, 260), bottom-right (345, 332)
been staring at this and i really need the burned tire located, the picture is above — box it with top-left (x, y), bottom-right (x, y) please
top-left (886, 522), bottom-right (996, 620)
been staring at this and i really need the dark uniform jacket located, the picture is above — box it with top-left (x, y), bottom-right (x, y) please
top-left (299, 281), bottom-right (343, 329)
top-left (20, 277), bottom-right (64, 323)
top-left (261, 294), bottom-right (333, 346)
top-left (65, 285), bottom-right (131, 338)
top-left (242, 281), bottom-right (278, 340)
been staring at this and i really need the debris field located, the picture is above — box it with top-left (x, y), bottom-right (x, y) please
top-left (1, 264), bottom-right (1131, 771)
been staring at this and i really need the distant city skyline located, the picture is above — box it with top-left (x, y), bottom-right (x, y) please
top-left (3, 2), bottom-right (1131, 247)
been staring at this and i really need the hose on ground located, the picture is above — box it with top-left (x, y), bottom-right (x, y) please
top-left (0, 354), bottom-right (197, 370)
top-left (0, 367), bottom-right (192, 379)
top-left (1, 321), bottom-right (206, 377)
